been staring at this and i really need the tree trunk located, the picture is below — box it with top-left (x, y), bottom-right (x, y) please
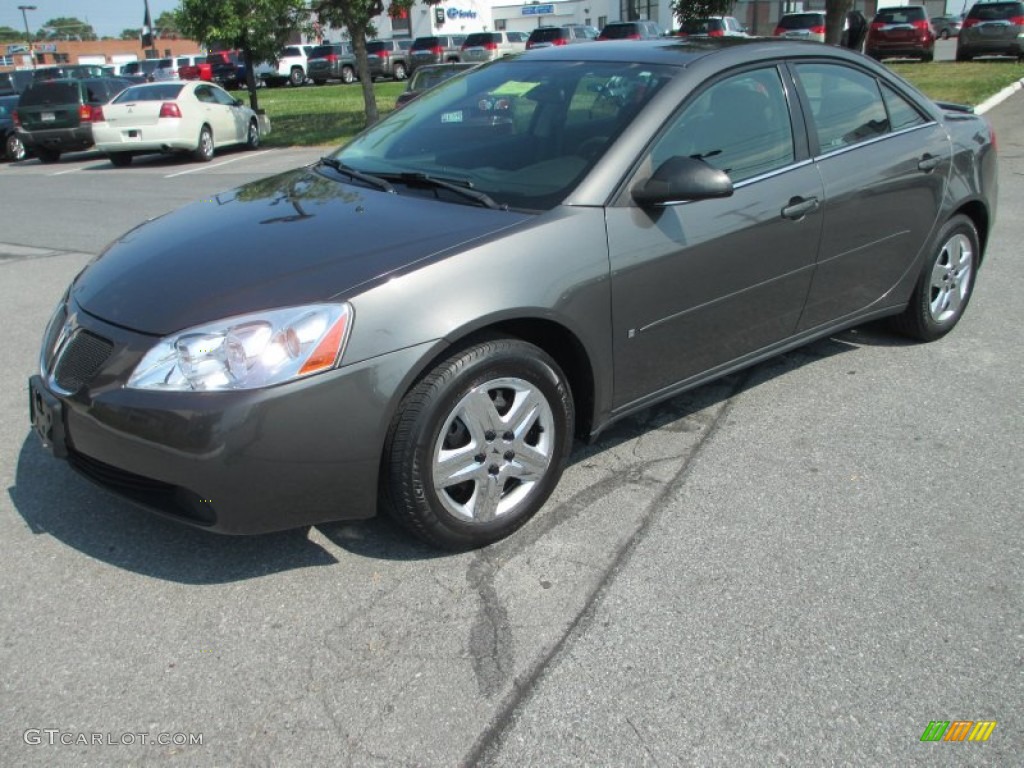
top-left (825, 0), bottom-right (853, 46)
top-left (242, 46), bottom-right (259, 112)
top-left (351, 25), bottom-right (379, 127)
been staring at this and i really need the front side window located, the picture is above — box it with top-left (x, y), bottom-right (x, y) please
top-left (795, 63), bottom-right (889, 152)
top-left (649, 67), bottom-right (795, 183)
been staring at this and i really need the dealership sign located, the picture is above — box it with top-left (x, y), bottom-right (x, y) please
top-left (447, 8), bottom-right (478, 19)
top-left (522, 4), bottom-right (555, 15)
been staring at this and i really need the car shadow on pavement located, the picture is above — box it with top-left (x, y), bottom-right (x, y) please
top-left (8, 328), bottom-right (890, 578)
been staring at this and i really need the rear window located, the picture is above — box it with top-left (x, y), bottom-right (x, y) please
top-left (966, 1), bottom-right (1024, 19)
top-left (412, 37), bottom-right (441, 50)
top-left (528, 28), bottom-right (567, 42)
top-left (309, 46), bottom-right (337, 58)
top-left (20, 82), bottom-right (79, 106)
top-left (681, 19), bottom-right (726, 34)
top-left (114, 84), bottom-right (185, 102)
top-left (464, 32), bottom-right (501, 46)
top-left (873, 7), bottom-right (928, 23)
top-left (366, 41), bottom-right (393, 54)
top-left (777, 13), bottom-right (825, 29)
top-left (600, 23), bottom-right (638, 38)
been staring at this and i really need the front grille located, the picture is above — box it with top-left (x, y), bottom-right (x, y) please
top-left (67, 448), bottom-right (215, 525)
top-left (53, 330), bottom-right (112, 392)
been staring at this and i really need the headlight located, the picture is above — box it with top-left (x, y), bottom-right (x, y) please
top-left (128, 303), bottom-right (353, 391)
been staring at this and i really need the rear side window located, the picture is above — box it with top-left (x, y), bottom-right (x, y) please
top-left (795, 63), bottom-right (889, 152)
top-left (114, 84), bottom-right (185, 102)
top-left (283, 47), bottom-right (301, 57)
top-left (20, 82), bottom-right (79, 106)
top-left (881, 83), bottom-right (927, 131)
top-left (966, 1), bottom-right (1023, 19)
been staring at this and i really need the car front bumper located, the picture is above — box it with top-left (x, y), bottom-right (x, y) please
top-left (29, 301), bottom-right (434, 534)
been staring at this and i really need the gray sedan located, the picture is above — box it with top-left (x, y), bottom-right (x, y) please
top-left (29, 40), bottom-right (997, 549)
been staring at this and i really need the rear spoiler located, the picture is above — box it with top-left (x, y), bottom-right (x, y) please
top-left (934, 101), bottom-right (974, 114)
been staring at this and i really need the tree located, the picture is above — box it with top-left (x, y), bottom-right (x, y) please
top-left (0, 26), bottom-right (24, 43)
top-left (825, 0), bottom-right (854, 46)
top-left (176, 0), bottom-right (310, 111)
top-left (120, 28), bottom-right (142, 41)
top-left (155, 11), bottom-right (181, 39)
top-left (37, 16), bottom-right (97, 41)
top-left (671, 0), bottom-right (735, 27)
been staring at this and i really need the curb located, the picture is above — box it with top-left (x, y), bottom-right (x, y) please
top-left (975, 76), bottom-right (1024, 114)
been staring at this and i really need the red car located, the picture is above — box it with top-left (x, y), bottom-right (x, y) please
top-left (865, 5), bottom-right (935, 61)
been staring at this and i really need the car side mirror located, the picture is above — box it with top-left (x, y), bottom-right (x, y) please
top-left (233, 98), bottom-right (243, 107)
top-left (631, 155), bottom-right (734, 207)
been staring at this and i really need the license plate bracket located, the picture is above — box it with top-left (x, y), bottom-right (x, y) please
top-left (28, 375), bottom-right (68, 458)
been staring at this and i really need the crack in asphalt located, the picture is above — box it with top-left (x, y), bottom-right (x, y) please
top-left (461, 372), bottom-right (748, 766)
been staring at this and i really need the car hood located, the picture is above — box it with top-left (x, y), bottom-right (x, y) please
top-left (72, 167), bottom-right (531, 336)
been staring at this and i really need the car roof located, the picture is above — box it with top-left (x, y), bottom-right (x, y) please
top-left (516, 37), bottom-right (827, 66)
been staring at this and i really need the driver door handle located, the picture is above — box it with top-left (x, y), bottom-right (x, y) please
top-left (918, 154), bottom-right (941, 172)
top-left (781, 196), bottom-right (819, 220)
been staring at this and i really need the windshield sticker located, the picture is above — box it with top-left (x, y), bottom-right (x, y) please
top-left (490, 81), bottom-right (540, 97)
top-left (441, 110), bottom-right (463, 123)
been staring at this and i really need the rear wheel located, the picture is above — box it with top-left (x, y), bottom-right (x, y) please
top-left (940, 29), bottom-right (950, 40)
top-left (312, 79), bottom-right (326, 86)
top-left (889, 214), bottom-right (979, 341)
top-left (922, 52), bottom-right (934, 62)
top-left (193, 125), bottom-right (214, 162)
top-left (956, 49), bottom-right (973, 61)
top-left (36, 147), bottom-right (60, 163)
top-left (107, 153), bottom-right (132, 167)
top-left (246, 118), bottom-right (260, 149)
top-left (5, 132), bottom-right (26, 162)
top-left (341, 65), bottom-right (355, 84)
top-left (383, 339), bottom-right (574, 550)
top-left (393, 62), bottom-right (407, 81)
top-left (289, 67), bottom-right (304, 86)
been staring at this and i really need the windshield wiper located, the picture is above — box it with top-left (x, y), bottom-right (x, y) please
top-left (318, 157), bottom-right (395, 194)
top-left (380, 172), bottom-right (505, 210)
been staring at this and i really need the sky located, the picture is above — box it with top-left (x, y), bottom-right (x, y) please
top-left (0, 1), bottom-right (180, 39)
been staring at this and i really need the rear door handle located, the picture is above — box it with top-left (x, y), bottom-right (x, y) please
top-left (781, 196), bottom-right (819, 220)
top-left (918, 154), bottom-right (941, 172)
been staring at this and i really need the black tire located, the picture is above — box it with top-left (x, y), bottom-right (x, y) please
top-left (341, 66), bottom-right (355, 84)
top-left (246, 118), bottom-right (260, 149)
top-left (107, 153), bottom-right (132, 167)
top-left (289, 67), bottom-right (304, 86)
top-left (5, 132), bottom-right (26, 162)
top-left (36, 147), bottom-right (60, 164)
top-left (383, 339), bottom-right (574, 550)
top-left (956, 49), bottom-right (973, 62)
top-left (941, 30), bottom-right (950, 40)
top-left (312, 79), bottom-right (326, 86)
top-left (192, 125), bottom-right (214, 162)
top-left (922, 52), bottom-right (934, 62)
top-left (393, 62), bottom-right (407, 81)
top-left (889, 214), bottom-right (979, 341)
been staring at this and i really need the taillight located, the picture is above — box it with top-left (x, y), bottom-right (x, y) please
top-left (627, 33), bottom-right (641, 40)
top-left (432, 45), bottom-right (444, 55)
top-left (78, 104), bottom-right (93, 121)
top-left (484, 42), bottom-right (498, 50)
top-left (325, 54), bottom-right (338, 63)
top-left (526, 41), bottom-right (535, 49)
top-left (913, 19), bottom-right (932, 37)
top-left (870, 21), bottom-right (885, 30)
top-left (377, 49), bottom-right (390, 58)
top-left (1011, 15), bottom-right (1024, 25)
top-left (552, 37), bottom-right (568, 46)
top-left (90, 105), bottom-right (104, 122)
top-left (12, 109), bottom-right (19, 128)
top-left (159, 102), bottom-right (182, 118)
top-left (961, 18), bottom-right (979, 28)
top-left (773, 26), bottom-right (784, 36)
top-left (810, 25), bottom-right (826, 35)
top-left (708, 29), bottom-right (725, 37)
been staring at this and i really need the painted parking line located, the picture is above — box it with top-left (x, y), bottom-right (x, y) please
top-left (164, 150), bottom-right (273, 178)
top-left (49, 167), bottom-right (85, 176)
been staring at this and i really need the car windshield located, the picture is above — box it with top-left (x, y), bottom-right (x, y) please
top-left (336, 59), bottom-right (674, 211)
top-left (777, 14), bottom-right (824, 29)
top-left (114, 84), bottom-right (185, 102)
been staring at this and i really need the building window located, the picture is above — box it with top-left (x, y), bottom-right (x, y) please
top-left (54, 52), bottom-right (70, 63)
top-left (619, 0), bottom-right (658, 22)
top-left (598, 15), bottom-right (608, 28)
top-left (495, 18), bottom-right (507, 30)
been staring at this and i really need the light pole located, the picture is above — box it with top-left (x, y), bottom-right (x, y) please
top-left (18, 5), bottom-right (37, 70)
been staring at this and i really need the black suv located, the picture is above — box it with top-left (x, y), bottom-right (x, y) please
top-left (13, 77), bottom-right (131, 163)
top-left (957, 1), bottom-right (1024, 60)
top-left (526, 25), bottom-right (599, 49)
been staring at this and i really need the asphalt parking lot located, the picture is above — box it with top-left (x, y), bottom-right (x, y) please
top-left (1, 88), bottom-right (1021, 766)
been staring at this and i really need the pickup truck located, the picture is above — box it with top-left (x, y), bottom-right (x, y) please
top-left (180, 51), bottom-right (243, 89)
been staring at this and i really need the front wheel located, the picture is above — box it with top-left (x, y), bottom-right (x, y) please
top-left (192, 125), bottom-right (214, 162)
top-left (289, 67), bottom-right (304, 86)
top-left (341, 66), bottom-right (355, 84)
top-left (107, 152), bottom-right (132, 167)
top-left (393, 62), bottom-right (407, 81)
top-left (956, 49), bottom-right (973, 62)
top-left (383, 339), bottom-right (574, 550)
top-left (246, 118), bottom-right (260, 149)
top-left (5, 132), bottom-right (26, 161)
top-left (889, 214), bottom-right (979, 341)
top-left (36, 147), bottom-right (60, 163)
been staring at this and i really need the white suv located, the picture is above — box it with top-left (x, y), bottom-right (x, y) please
top-left (257, 45), bottom-right (315, 87)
